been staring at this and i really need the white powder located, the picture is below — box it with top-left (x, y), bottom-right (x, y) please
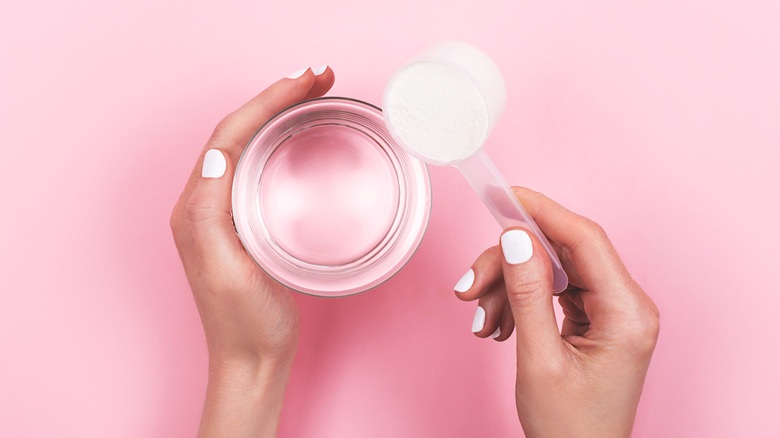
top-left (384, 62), bottom-right (489, 164)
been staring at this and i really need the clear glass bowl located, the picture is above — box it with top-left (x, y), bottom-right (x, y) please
top-left (232, 97), bottom-right (432, 297)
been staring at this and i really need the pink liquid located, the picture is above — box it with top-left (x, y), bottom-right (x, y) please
top-left (259, 125), bottom-right (400, 266)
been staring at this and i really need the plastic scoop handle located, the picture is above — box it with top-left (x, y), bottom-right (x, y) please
top-left (453, 149), bottom-right (569, 293)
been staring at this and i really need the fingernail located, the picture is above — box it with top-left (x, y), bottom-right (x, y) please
top-left (202, 149), bottom-right (227, 178)
top-left (286, 67), bottom-right (309, 79)
top-left (490, 327), bottom-right (501, 339)
top-left (454, 269), bottom-right (475, 293)
top-left (501, 229), bottom-right (534, 264)
top-left (312, 65), bottom-right (328, 75)
top-left (471, 306), bottom-right (485, 333)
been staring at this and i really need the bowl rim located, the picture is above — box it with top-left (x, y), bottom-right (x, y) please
top-left (232, 96), bottom-right (433, 298)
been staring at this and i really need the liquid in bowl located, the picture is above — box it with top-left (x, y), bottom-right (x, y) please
top-left (232, 97), bottom-right (431, 297)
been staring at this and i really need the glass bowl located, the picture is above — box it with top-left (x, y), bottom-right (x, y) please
top-left (232, 97), bottom-right (432, 297)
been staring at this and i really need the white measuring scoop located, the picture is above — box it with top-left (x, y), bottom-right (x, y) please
top-left (383, 41), bottom-right (569, 293)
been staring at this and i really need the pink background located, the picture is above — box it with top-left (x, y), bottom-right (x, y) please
top-left (1, 1), bottom-right (779, 436)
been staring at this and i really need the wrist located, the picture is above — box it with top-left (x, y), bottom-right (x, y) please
top-left (205, 326), bottom-right (300, 372)
top-left (207, 351), bottom-right (295, 392)
top-left (199, 354), bottom-right (295, 438)
top-left (202, 313), bottom-right (301, 371)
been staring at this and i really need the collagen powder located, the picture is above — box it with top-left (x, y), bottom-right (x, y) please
top-left (384, 61), bottom-right (490, 163)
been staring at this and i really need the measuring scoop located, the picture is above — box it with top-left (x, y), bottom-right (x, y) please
top-left (383, 41), bottom-right (569, 293)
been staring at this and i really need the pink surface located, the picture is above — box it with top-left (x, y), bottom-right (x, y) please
top-left (1, 1), bottom-right (778, 437)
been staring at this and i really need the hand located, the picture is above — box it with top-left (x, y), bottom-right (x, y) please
top-left (170, 67), bottom-right (335, 437)
top-left (454, 187), bottom-right (660, 438)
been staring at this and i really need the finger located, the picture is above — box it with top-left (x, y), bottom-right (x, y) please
top-left (471, 284), bottom-right (508, 338)
top-left (511, 187), bottom-right (656, 343)
top-left (558, 290), bottom-right (590, 337)
top-left (182, 149), bottom-right (247, 271)
top-left (453, 246), bottom-right (503, 301)
top-left (500, 228), bottom-right (564, 364)
top-left (304, 65), bottom-right (335, 100)
top-left (492, 302), bottom-right (515, 342)
top-left (206, 67), bottom-right (334, 164)
top-left (175, 69), bottom-right (334, 210)
top-left (511, 186), bottom-right (631, 292)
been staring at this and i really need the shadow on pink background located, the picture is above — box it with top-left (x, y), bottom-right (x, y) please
top-left (1, 1), bottom-right (778, 436)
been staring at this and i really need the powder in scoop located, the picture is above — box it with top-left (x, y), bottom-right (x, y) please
top-left (384, 61), bottom-right (489, 163)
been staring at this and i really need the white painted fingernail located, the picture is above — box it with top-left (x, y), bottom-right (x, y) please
top-left (454, 269), bottom-right (475, 293)
top-left (471, 306), bottom-right (485, 333)
top-left (286, 67), bottom-right (309, 79)
top-left (501, 229), bottom-right (534, 264)
top-left (490, 327), bottom-right (501, 339)
top-left (312, 65), bottom-right (328, 75)
top-left (202, 149), bottom-right (227, 178)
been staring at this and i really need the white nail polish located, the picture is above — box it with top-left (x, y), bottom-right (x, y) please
top-left (471, 306), bottom-right (485, 333)
top-left (202, 149), bottom-right (227, 178)
top-left (286, 67), bottom-right (309, 79)
top-left (490, 327), bottom-right (501, 339)
top-left (501, 229), bottom-right (534, 264)
top-left (454, 269), bottom-right (475, 293)
top-left (312, 65), bottom-right (328, 75)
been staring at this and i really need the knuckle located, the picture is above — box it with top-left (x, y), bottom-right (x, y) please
top-left (211, 116), bottom-right (233, 140)
top-left (506, 274), bottom-right (546, 304)
top-left (649, 296), bottom-right (661, 320)
top-left (480, 246), bottom-right (503, 266)
top-left (643, 312), bottom-right (661, 341)
top-left (169, 207), bottom-right (179, 233)
top-left (169, 202), bottom-right (184, 235)
top-left (210, 115), bottom-right (243, 150)
top-left (581, 216), bottom-right (607, 239)
top-left (616, 311), bottom-right (660, 354)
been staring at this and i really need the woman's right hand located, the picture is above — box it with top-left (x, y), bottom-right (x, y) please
top-left (170, 66), bottom-right (335, 437)
top-left (454, 187), bottom-right (660, 438)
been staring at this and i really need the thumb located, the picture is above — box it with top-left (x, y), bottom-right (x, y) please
top-left (184, 148), bottom-right (245, 262)
top-left (500, 228), bottom-right (563, 364)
